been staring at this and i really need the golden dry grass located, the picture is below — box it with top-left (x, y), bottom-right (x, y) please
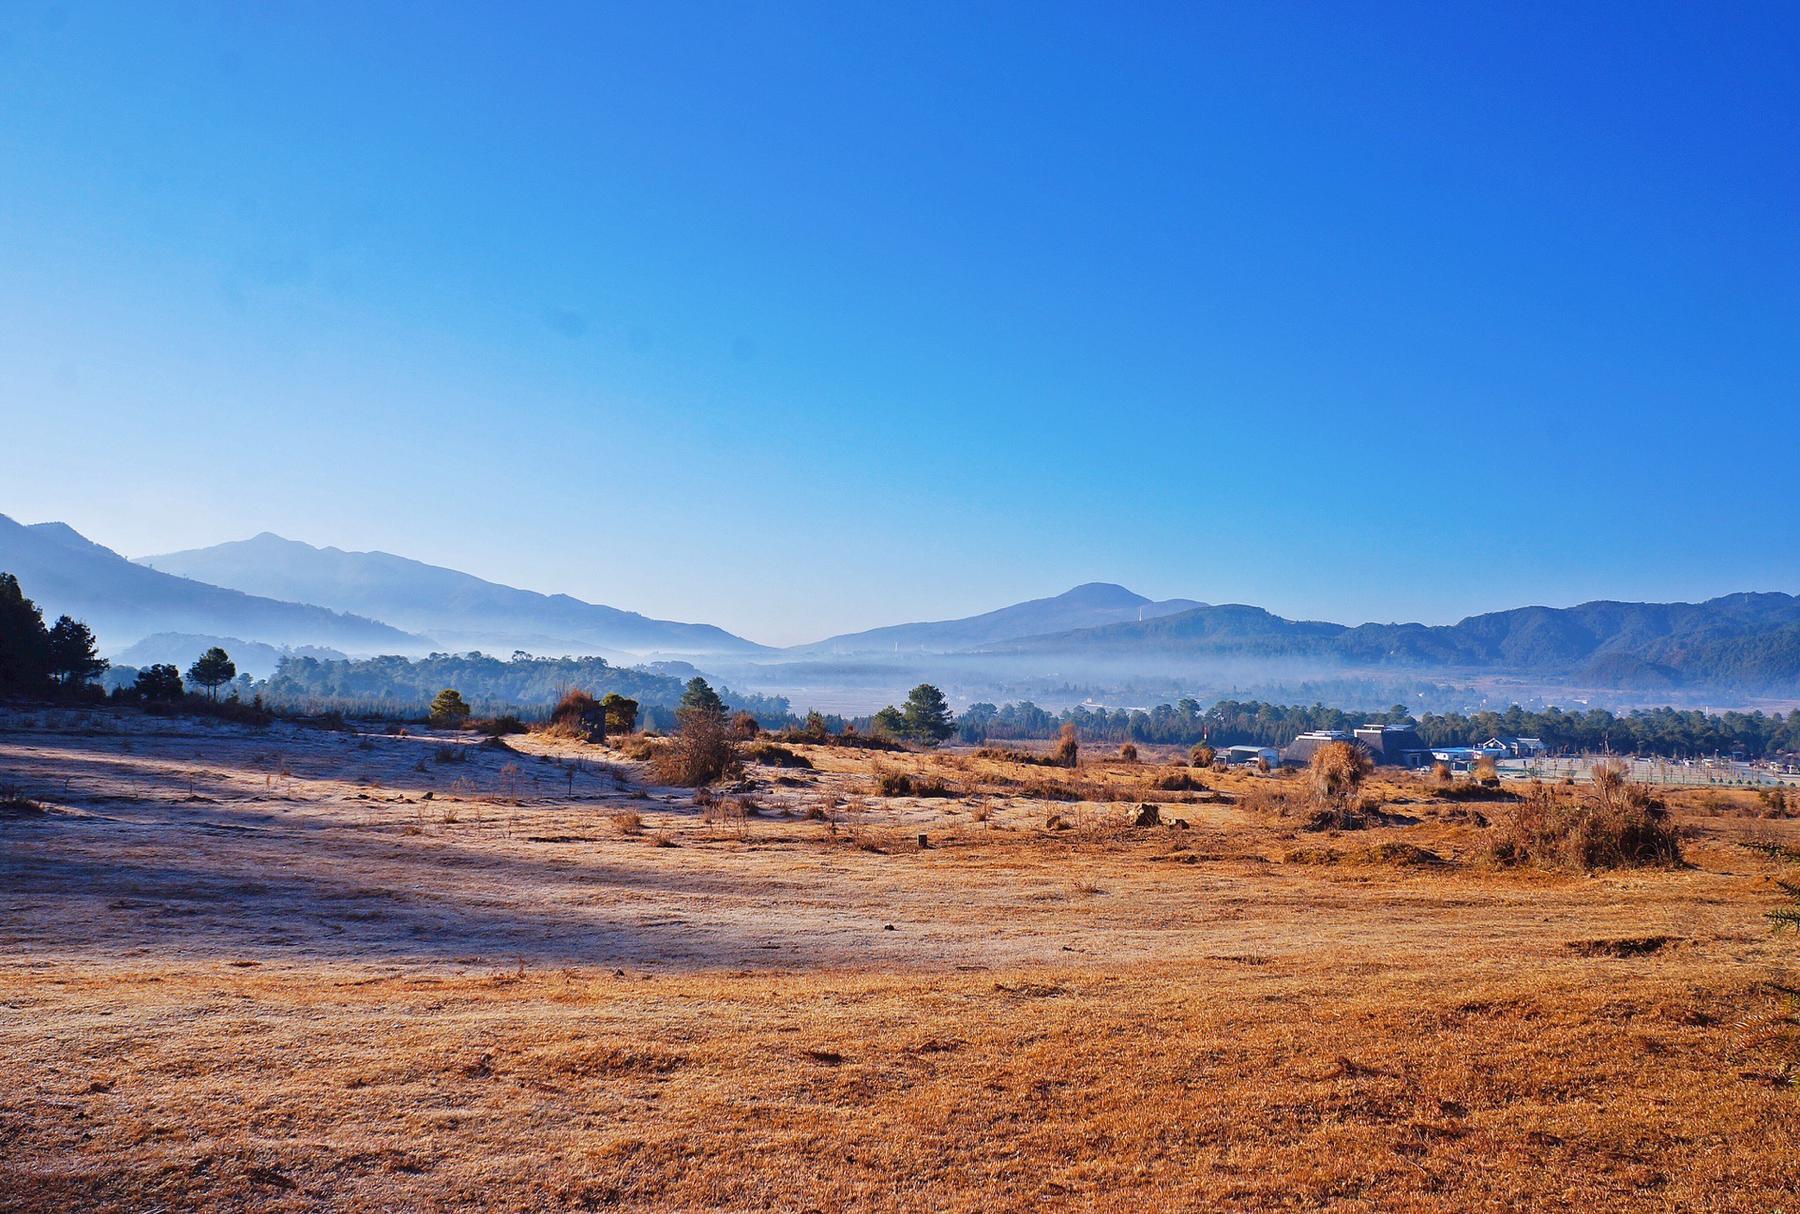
top-left (2, 706), bottom-right (1798, 1211)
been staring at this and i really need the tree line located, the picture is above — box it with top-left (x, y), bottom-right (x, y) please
top-left (941, 696), bottom-right (1800, 758)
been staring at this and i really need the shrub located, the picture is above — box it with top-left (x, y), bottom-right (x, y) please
top-left (744, 742), bottom-right (813, 769)
top-left (875, 768), bottom-right (952, 798)
top-left (549, 689), bottom-right (604, 741)
top-left (477, 715), bottom-right (528, 737)
top-left (1190, 744), bottom-right (1216, 768)
top-left (649, 707), bottom-right (740, 787)
top-left (1488, 766), bottom-right (1682, 869)
top-left (608, 810), bottom-right (644, 835)
top-left (729, 711), bottom-right (760, 741)
top-left (1118, 743), bottom-right (1138, 763)
top-left (1152, 770), bottom-right (1206, 792)
top-left (1308, 741), bottom-right (1374, 828)
top-left (1052, 723), bottom-right (1079, 769)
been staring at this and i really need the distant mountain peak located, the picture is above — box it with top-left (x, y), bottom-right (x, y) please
top-left (1058, 582), bottom-right (1150, 605)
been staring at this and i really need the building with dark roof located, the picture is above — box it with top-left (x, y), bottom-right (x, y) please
top-left (1354, 724), bottom-right (1432, 768)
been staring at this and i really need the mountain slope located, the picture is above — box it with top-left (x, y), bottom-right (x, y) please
top-left (794, 583), bottom-right (1204, 653)
top-left (0, 515), bottom-right (422, 653)
top-left (139, 533), bottom-right (769, 658)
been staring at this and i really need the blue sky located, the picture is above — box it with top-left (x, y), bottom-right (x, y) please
top-left (2, 2), bottom-right (1795, 645)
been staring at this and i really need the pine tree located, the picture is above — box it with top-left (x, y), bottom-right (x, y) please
top-left (429, 688), bottom-right (472, 725)
top-left (680, 677), bottom-right (725, 716)
top-left (186, 648), bottom-right (237, 701)
top-left (901, 683), bottom-right (954, 746)
top-left (0, 573), bottom-right (52, 694)
top-left (46, 616), bottom-right (107, 686)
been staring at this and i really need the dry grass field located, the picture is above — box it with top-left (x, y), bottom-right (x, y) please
top-left (3, 706), bottom-right (1798, 1212)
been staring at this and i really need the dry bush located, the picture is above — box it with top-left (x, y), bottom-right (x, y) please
top-left (474, 715), bottom-right (528, 737)
top-left (649, 710), bottom-right (740, 787)
top-left (1150, 769), bottom-right (1206, 793)
top-left (1758, 787), bottom-right (1795, 818)
top-left (1432, 761), bottom-right (1453, 785)
top-left (1307, 741), bottom-right (1375, 829)
top-left (1190, 744), bottom-right (1216, 768)
top-left (1235, 780), bottom-right (1307, 818)
top-left (496, 762), bottom-right (525, 802)
top-left (1117, 743), bottom-right (1138, 763)
top-left (743, 742), bottom-right (813, 769)
top-left (1473, 755), bottom-right (1500, 785)
top-left (1052, 723), bottom-right (1080, 768)
top-left (434, 745), bottom-right (466, 764)
top-left (546, 690), bottom-right (603, 741)
top-left (617, 735), bottom-right (659, 761)
top-left (1488, 764), bottom-right (1682, 870)
top-left (874, 767), bottom-right (952, 798)
top-left (608, 810), bottom-right (644, 835)
top-left (728, 712), bottom-right (760, 742)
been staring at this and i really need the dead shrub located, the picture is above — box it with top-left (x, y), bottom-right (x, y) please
top-left (1307, 741), bottom-right (1375, 829)
top-left (609, 810), bottom-right (644, 835)
top-left (1190, 744), bottom-right (1216, 768)
top-left (549, 690), bottom-right (604, 741)
top-left (744, 742), bottom-right (813, 769)
top-left (1117, 743), bottom-right (1138, 763)
top-left (650, 709), bottom-right (740, 787)
top-left (1151, 770), bottom-right (1206, 793)
top-left (875, 767), bottom-right (952, 798)
top-left (1487, 764), bottom-right (1682, 869)
top-left (728, 712), bottom-right (760, 742)
top-left (1052, 723), bottom-right (1080, 768)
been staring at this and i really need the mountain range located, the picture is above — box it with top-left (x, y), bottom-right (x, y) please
top-left (0, 514), bottom-right (420, 653)
top-left (971, 591), bottom-right (1800, 690)
top-left (138, 532), bottom-right (769, 658)
top-left (2, 513), bottom-right (1795, 700)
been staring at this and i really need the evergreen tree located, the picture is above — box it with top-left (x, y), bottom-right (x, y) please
top-left (871, 705), bottom-right (906, 738)
top-left (429, 687), bottom-right (472, 725)
top-left (680, 676), bottom-right (725, 716)
top-left (132, 664), bottom-right (184, 701)
top-left (46, 615), bottom-right (107, 686)
top-left (0, 572), bottom-right (52, 694)
top-left (186, 648), bottom-right (237, 701)
top-left (901, 683), bottom-right (954, 745)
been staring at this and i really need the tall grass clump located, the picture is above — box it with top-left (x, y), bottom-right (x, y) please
top-left (1488, 760), bottom-right (1681, 869)
top-left (1306, 740), bottom-right (1375, 830)
top-left (1052, 723), bottom-right (1080, 769)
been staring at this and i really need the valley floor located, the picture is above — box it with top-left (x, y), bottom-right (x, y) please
top-left (1, 707), bottom-right (1796, 1211)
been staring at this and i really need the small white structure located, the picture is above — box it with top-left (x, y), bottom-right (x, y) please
top-left (1224, 744), bottom-right (1280, 768)
top-left (1482, 736), bottom-right (1547, 758)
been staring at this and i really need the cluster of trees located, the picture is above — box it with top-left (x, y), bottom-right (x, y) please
top-left (0, 572), bottom-right (108, 695)
top-left (869, 684), bottom-right (955, 745)
top-left (261, 652), bottom-right (789, 722)
top-left (0, 572), bottom-right (251, 708)
top-left (944, 695), bottom-right (1800, 759)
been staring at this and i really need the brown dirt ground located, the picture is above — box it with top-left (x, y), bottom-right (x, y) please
top-left (2, 706), bottom-right (1797, 1212)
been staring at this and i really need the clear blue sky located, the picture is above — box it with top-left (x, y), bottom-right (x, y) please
top-left (3, 2), bottom-right (1795, 645)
